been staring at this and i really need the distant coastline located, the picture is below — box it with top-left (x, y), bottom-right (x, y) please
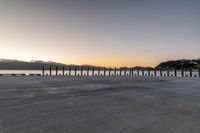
top-left (0, 59), bottom-right (199, 70)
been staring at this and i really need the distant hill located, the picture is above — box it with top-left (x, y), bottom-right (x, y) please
top-left (0, 59), bottom-right (98, 70)
top-left (132, 66), bottom-right (154, 70)
top-left (0, 59), bottom-right (156, 70)
top-left (155, 59), bottom-right (200, 70)
top-left (0, 59), bottom-right (63, 70)
top-left (0, 59), bottom-right (132, 70)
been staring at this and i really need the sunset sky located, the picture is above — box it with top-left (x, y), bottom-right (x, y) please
top-left (0, 0), bottom-right (200, 67)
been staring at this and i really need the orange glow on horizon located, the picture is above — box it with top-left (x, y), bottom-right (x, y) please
top-left (62, 59), bottom-right (159, 68)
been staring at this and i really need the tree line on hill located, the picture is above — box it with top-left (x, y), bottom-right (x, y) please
top-left (155, 59), bottom-right (200, 70)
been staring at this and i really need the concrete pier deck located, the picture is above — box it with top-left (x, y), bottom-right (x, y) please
top-left (0, 76), bottom-right (200, 133)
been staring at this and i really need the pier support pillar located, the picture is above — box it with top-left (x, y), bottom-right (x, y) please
top-left (75, 67), bottom-right (77, 76)
top-left (148, 69), bottom-right (150, 76)
top-left (154, 69), bottom-right (156, 76)
top-left (92, 67), bottom-right (95, 76)
top-left (175, 69), bottom-right (177, 77)
top-left (190, 69), bottom-right (192, 77)
top-left (50, 66), bottom-right (52, 76)
top-left (132, 68), bottom-right (134, 75)
top-left (63, 66), bottom-right (65, 75)
top-left (42, 65), bottom-right (45, 76)
top-left (160, 69), bottom-right (162, 77)
top-left (109, 68), bottom-right (111, 76)
top-left (167, 70), bottom-right (169, 77)
top-left (181, 69), bottom-right (184, 77)
top-left (98, 67), bottom-right (101, 75)
top-left (124, 68), bottom-right (127, 76)
top-left (199, 67), bottom-right (200, 77)
top-left (87, 67), bottom-right (89, 76)
top-left (69, 66), bottom-right (71, 76)
top-left (81, 66), bottom-right (83, 76)
top-left (104, 67), bottom-right (106, 76)
top-left (129, 68), bottom-right (132, 75)
top-left (56, 66), bottom-right (58, 76)
top-left (199, 68), bottom-right (200, 77)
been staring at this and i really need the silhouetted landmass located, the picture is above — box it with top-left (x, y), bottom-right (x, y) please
top-left (132, 66), bottom-right (154, 70)
top-left (1, 59), bottom-right (199, 70)
top-left (155, 59), bottom-right (200, 70)
top-left (0, 59), bottom-right (155, 70)
top-left (0, 59), bottom-right (125, 70)
top-left (0, 59), bottom-right (95, 70)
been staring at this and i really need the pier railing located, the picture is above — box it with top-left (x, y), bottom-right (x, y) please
top-left (0, 66), bottom-right (199, 77)
top-left (41, 65), bottom-right (200, 78)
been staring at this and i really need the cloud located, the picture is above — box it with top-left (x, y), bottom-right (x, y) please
top-left (144, 49), bottom-right (150, 54)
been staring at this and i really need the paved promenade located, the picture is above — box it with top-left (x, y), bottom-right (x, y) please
top-left (0, 76), bottom-right (200, 133)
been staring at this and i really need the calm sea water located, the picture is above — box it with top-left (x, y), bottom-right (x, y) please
top-left (0, 70), bottom-right (199, 77)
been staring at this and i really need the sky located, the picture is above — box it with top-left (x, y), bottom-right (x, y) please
top-left (0, 0), bottom-right (200, 67)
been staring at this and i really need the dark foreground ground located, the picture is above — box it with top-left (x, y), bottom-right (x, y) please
top-left (0, 76), bottom-right (200, 133)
